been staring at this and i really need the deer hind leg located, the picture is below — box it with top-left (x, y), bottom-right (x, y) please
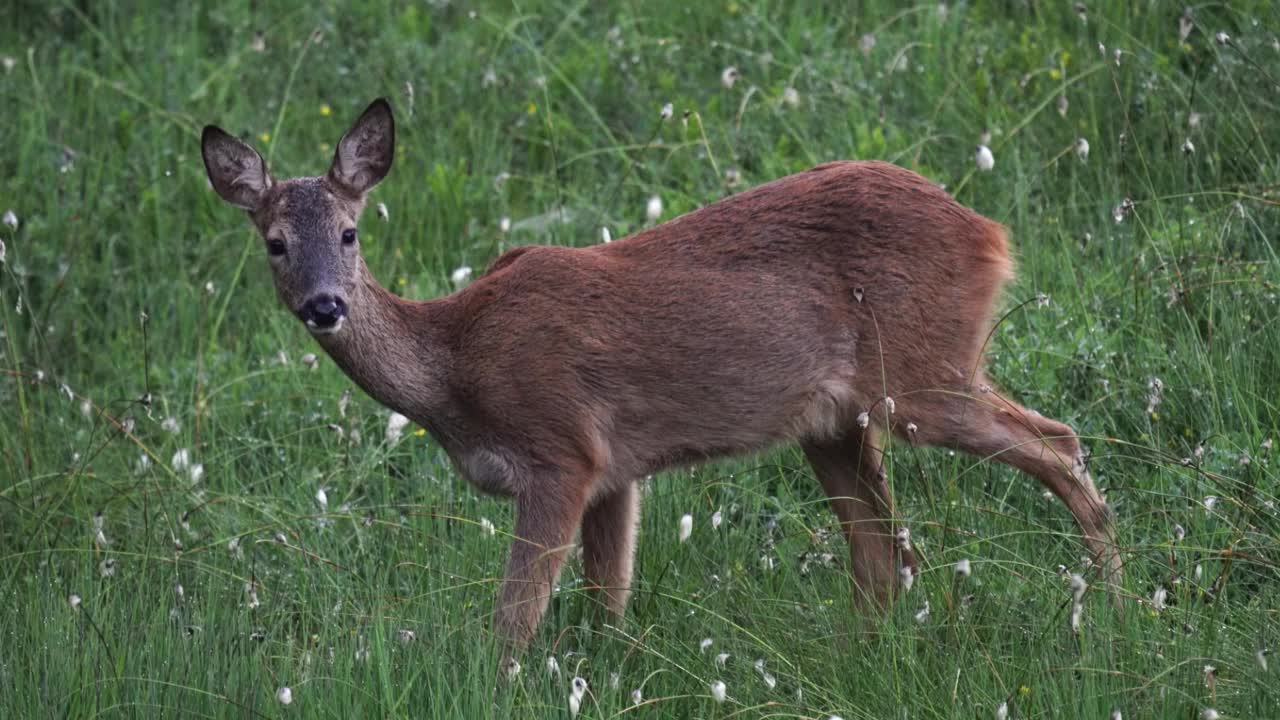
top-left (581, 482), bottom-right (639, 618)
top-left (495, 480), bottom-right (590, 651)
top-left (802, 425), bottom-right (916, 608)
top-left (898, 378), bottom-right (1122, 585)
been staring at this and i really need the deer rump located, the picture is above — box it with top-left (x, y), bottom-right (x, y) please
top-left (441, 160), bottom-right (1012, 501)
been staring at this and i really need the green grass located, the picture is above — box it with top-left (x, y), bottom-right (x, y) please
top-left (2, 1), bottom-right (1278, 717)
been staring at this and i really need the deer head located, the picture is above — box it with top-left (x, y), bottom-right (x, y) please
top-left (201, 99), bottom-right (395, 336)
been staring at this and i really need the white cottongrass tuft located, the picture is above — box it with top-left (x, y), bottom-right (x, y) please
top-left (720, 66), bottom-right (739, 89)
top-left (546, 655), bottom-right (561, 678)
top-left (856, 411), bottom-right (870, 428)
top-left (479, 517), bottom-right (496, 536)
top-left (710, 680), bottom-right (727, 702)
top-left (753, 659), bottom-right (776, 689)
top-left (883, 396), bottom-right (895, 414)
top-left (914, 600), bottom-right (930, 623)
top-left (275, 686), bottom-right (293, 705)
top-left (975, 145), bottom-right (995, 171)
top-left (451, 266), bottom-right (473, 285)
top-left (711, 509), bottom-right (723, 529)
top-left (679, 513), bottom-right (693, 542)
top-left (2, 209), bottom-right (17, 231)
top-left (1174, 524), bottom-right (1186, 542)
top-left (68, 594), bottom-right (82, 610)
top-left (609, 672), bottom-right (620, 690)
top-left (660, 102), bottom-right (674, 120)
top-left (1057, 93), bottom-right (1069, 117)
top-left (161, 417), bottom-right (180, 434)
top-left (646, 195), bottom-right (663, 222)
top-left (569, 676), bottom-right (587, 717)
top-left (955, 558), bottom-right (972, 577)
top-left (302, 353), bottom-right (318, 370)
top-left (499, 216), bottom-right (511, 233)
top-left (188, 464), bottom-right (204, 483)
top-left (315, 487), bottom-right (328, 510)
top-left (859, 33), bottom-right (876, 55)
top-left (899, 565), bottom-right (915, 591)
top-left (1182, 138), bottom-right (1195, 155)
top-left (172, 448), bottom-right (191, 472)
top-left (99, 558), bottom-right (117, 578)
top-left (1214, 32), bottom-right (1229, 46)
top-left (715, 652), bottom-right (730, 669)
top-left (1111, 710), bottom-right (1123, 720)
top-left (631, 688), bottom-right (643, 705)
top-left (504, 658), bottom-right (521, 680)
top-left (995, 701), bottom-right (1008, 720)
top-left (907, 421), bottom-right (918, 434)
top-left (700, 638), bottom-right (713, 653)
top-left (377, 202), bottom-right (389, 221)
top-left (1075, 138), bottom-right (1090, 160)
top-left (1151, 586), bottom-right (1168, 611)
top-left (1203, 495), bottom-right (1218, 512)
top-left (396, 629), bottom-right (416, 644)
top-left (601, 227), bottom-right (612, 243)
top-left (385, 412), bottom-right (410, 445)
top-left (1201, 710), bottom-right (1219, 720)
top-left (782, 87), bottom-right (800, 108)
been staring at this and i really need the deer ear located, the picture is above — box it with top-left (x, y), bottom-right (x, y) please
top-left (328, 98), bottom-right (394, 197)
top-left (202, 126), bottom-right (272, 211)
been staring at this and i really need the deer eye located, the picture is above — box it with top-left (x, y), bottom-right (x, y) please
top-left (266, 238), bottom-right (286, 256)
top-left (341, 228), bottom-right (358, 245)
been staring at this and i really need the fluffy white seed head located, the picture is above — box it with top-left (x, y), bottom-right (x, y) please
top-left (995, 701), bottom-right (1008, 720)
top-left (700, 638), bottom-right (713, 653)
top-left (1075, 137), bottom-right (1090, 160)
top-left (276, 686), bottom-right (293, 705)
top-left (546, 655), bottom-right (561, 677)
top-left (679, 513), bottom-right (693, 542)
top-left (711, 509), bottom-right (723, 529)
top-left (782, 87), bottom-right (800, 108)
top-left (646, 195), bottom-right (663, 222)
top-left (856, 411), bottom-right (870, 428)
top-left (710, 680), bottom-right (727, 702)
top-left (720, 66), bottom-right (738, 88)
top-left (955, 558), bottom-right (972, 577)
top-left (715, 652), bottom-right (730, 669)
top-left (376, 202), bottom-right (389, 221)
top-left (899, 565), bottom-right (914, 591)
top-left (975, 145), bottom-right (995, 171)
top-left (451, 266), bottom-right (473, 285)
top-left (631, 688), bottom-right (643, 704)
top-left (480, 517), bottom-right (496, 536)
top-left (660, 102), bottom-right (673, 120)
top-left (600, 227), bottom-right (612, 243)
top-left (385, 412), bottom-right (411, 445)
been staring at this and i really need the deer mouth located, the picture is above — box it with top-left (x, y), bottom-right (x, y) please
top-left (305, 315), bottom-right (346, 336)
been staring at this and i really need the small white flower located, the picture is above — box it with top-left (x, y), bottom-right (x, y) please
top-left (479, 517), bottom-right (496, 536)
top-left (386, 412), bottom-right (411, 445)
top-left (499, 216), bottom-right (511, 233)
top-left (955, 558), bottom-right (972, 577)
top-left (679, 513), bottom-right (693, 542)
top-left (376, 202), bottom-right (389, 221)
top-left (315, 487), bottom-right (328, 510)
top-left (995, 701), bottom-right (1008, 720)
top-left (1075, 138), bottom-right (1090, 160)
top-left (710, 680), bottom-right (727, 702)
top-left (546, 655), bottom-right (561, 677)
top-left (715, 652), bottom-right (730, 669)
top-left (1182, 138), bottom-right (1195, 155)
top-left (600, 227), bottom-right (612, 243)
top-left (660, 102), bottom-right (674, 120)
top-left (720, 66), bottom-right (738, 89)
top-left (302, 353), bottom-right (318, 370)
top-left (899, 565), bottom-right (914, 591)
top-left (856, 411), bottom-right (870, 428)
top-left (275, 686), bottom-right (293, 705)
top-left (646, 195), bottom-right (663, 222)
top-left (161, 417), bottom-right (180, 434)
top-left (396, 628), bottom-right (416, 644)
top-left (171, 448), bottom-right (191, 472)
top-left (975, 145), bottom-right (995, 171)
top-left (2, 209), bottom-right (17, 231)
top-left (450, 266), bottom-right (473, 284)
top-left (700, 638), bottom-right (713, 653)
top-left (631, 688), bottom-right (643, 704)
top-left (69, 594), bottom-right (82, 610)
top-left (782, 86), bottom-right (800, 108)
top-left (711, 509), bottom-right (723, 529)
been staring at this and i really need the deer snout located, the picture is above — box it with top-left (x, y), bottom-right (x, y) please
top-left (301, 294), bottom-right (348, 334)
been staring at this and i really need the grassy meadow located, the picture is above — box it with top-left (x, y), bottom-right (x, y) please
top-left (2, 1), bottom-right (1279, 717)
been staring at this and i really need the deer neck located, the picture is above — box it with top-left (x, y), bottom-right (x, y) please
top-left (311, 262), bottom-right (452, 423)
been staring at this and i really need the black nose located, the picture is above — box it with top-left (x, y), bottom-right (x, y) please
top-left (302, 294), bottom-right (347, 329)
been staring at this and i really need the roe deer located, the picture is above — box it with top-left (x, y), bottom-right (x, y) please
top-left (201, 98), bottom-right (1122, 652)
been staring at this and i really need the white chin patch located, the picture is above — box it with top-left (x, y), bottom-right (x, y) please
top-left (305, 315), bottom-right (346, 336)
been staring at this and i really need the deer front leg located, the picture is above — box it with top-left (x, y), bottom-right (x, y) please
top-left (495, 482), bottom-right (589, 651)
top-left (581, 482), bottom-right (640, 618)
